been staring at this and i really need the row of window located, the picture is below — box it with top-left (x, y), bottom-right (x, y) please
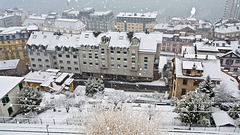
top-left (60, 66), bottom-right (79, 71)
top-left (182, 79), bottom-right (200, 86)
top-left (224, 59), bottom-right (240, 65)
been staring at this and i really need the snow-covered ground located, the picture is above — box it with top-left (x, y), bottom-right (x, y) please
top-left (1, 85), bottom-right (240, 134)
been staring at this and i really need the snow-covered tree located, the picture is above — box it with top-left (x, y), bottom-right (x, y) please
top-left (174, 91), bottom-right (213, 126)
top-left (19, 86), bottom-right (42, 113)
top-left (79, 106), bottom-right (165, 134)
top-left (196, 75), bottom-right (215, 98)
top-left (85, 77), bottom-right (104, 97)
top-left (228, 102), bottom-right (240, 119)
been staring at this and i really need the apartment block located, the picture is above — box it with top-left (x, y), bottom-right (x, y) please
top-left (26, 31), bottom-right (162, 81)
top-left (0, 27), bottom-right (29, 63)
top-left (26, 32), bottom-right (81, 74)
top-left (116, 12), bottom-right (157, 32)
top-left (224, 0), bottom-right (240, 20)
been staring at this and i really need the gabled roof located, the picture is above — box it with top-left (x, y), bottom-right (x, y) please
top-left (220, 50), bottom-right (240, 58)
top-left (0, 76), bottom-right (24, 99)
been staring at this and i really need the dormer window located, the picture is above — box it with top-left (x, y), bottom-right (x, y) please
top-left (119, 36), bottom-right (123, 40)
top-left (85, 34), bottom-right (89, 38)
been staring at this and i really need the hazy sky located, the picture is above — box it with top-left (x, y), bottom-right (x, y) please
top-left (0, 0), bottom-right (226, 22)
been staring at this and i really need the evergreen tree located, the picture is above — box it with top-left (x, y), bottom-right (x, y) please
top-left (85, 77), bottom-right (104, 97)
top-left (196, 75), bottom-right (215, 98)
top-left (174, 91), bottom-right (213, 126)
top-left (19, 86), bottom-right (42, 113)
top-left (228, 102), bottom-right (240, 119)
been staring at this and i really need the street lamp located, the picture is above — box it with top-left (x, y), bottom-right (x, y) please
top-left (46, 124), bottom-right (49, 135)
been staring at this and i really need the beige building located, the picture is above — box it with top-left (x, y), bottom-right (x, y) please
top-left (116, 12), bottom-right (157, 33)
top-left (170, 54), bottom-right (221, 98)
top-left (0, 76), bottom-right (24, 117)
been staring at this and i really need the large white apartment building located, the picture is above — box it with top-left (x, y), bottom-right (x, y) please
top-left (26, 31), bottom-right (162, 81)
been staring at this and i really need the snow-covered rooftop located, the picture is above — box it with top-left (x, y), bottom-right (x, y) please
top-left (215, 23), bottom-right (240, 34)
top-left (182, 61), bottom-right (203, 70)
top-left (212, 109), bottom-right (235, 127)
top-left (24, 70), bottom-right (73, 92)
top-left (117, 12), bottom-right (157, 19)
top-left (27, 31), bottom-right (80, 50)
top-left (0, 59), bottom-right (20, 70)
top-left (91, 10), bottom-right (112, 16)
top-left (23, 15), bottom-right (46, 26)
top-left (0, 27), bottom-right (26, 34)
top-left (155, 24), bottom-right (196, 31)
top-left (175, 55), bottom-right (221, 81)
top-left (0, 76), bottom-right (24, 99)
top-left (54, 18), bottom-right (85, 30)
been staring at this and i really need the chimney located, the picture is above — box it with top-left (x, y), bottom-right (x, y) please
top-left (206, 55), bottom-right (208, 60)
top-left (192, 63), bottom-right (196, 70)
top-left (195, 54), bottom-right (197, 59)
top-left (183, 48), bottom-right (186, 57)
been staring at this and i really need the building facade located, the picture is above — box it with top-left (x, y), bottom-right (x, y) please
top-left (220, 51), bottom-right (240, 76)
top-left (116, 12), bottom-right (157, 33)
top-left (224, 0), bottom-right (240, 20)
top-left (0, 27), bottom-right (30, 63)
top-left (0, 15), bottom-right (22, 28)
top-left (0, 76), bottom-right (24, 117)
top-left (160, 34), bottom-right (198, 54)
top-left (170, 54), bottom-right (221, 98)
top-left (26, 31), bottom-right (162, 81)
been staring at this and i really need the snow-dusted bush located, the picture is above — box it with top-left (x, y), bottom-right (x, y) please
top-left (174, 91), bottom-right (213, 126)
top-left (196, 75), bottom-right (215, 98)
top-left (79, 106), bottom-right (165, 135)
top-left (228, 102), bottom-right (240, 119)
top-left (85, 77), bottom-right (104, 97)
top-left (19, 86), bottom-right (42, 113)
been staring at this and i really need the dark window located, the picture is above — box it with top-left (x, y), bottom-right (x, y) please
top-left (58, 54), bottom-right (62, 57)
top-left (75, 68), bottom-right (79, 71)
top-left (226, 59), bottom-right (233, 65)
top-left (182, 89), bottom-right (186, 95)
top-left (117, 58), bottom-right (121, 60)
top-left (32, 64), bottom-right (36, 67)
top-left (183, 79), bottom-right (188, 85)
top-left (59, 60), bottom-right (63, 63)
top-left (67, 61), bottom-right (71, 64)
top-left (68, 67), bottom-right (72, 70)
top-left (46, 65), bottom-right (50, 68)
top-left (8, 107), bottom-right (13, 116)
top-left (66, 55), bottom-right (70, 58)
top-left (73, 55), bottom-right (77, 58)
top-left (233, 68), bottom-right (238, 72)
top-left (19, 83), bottom-right (23, 90)
top-left (38, 59), bottom-right (41, 62)
top-left (187, 70), bottom-right (191, 74)
top-left (193, 81), bottom-right (199, 86)
top-left (45, 59), bottom-right (49, 62)
top-left (31, 58), bottom-right (35, 61)
top-left (2, 95), bottom-right (10, 106)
